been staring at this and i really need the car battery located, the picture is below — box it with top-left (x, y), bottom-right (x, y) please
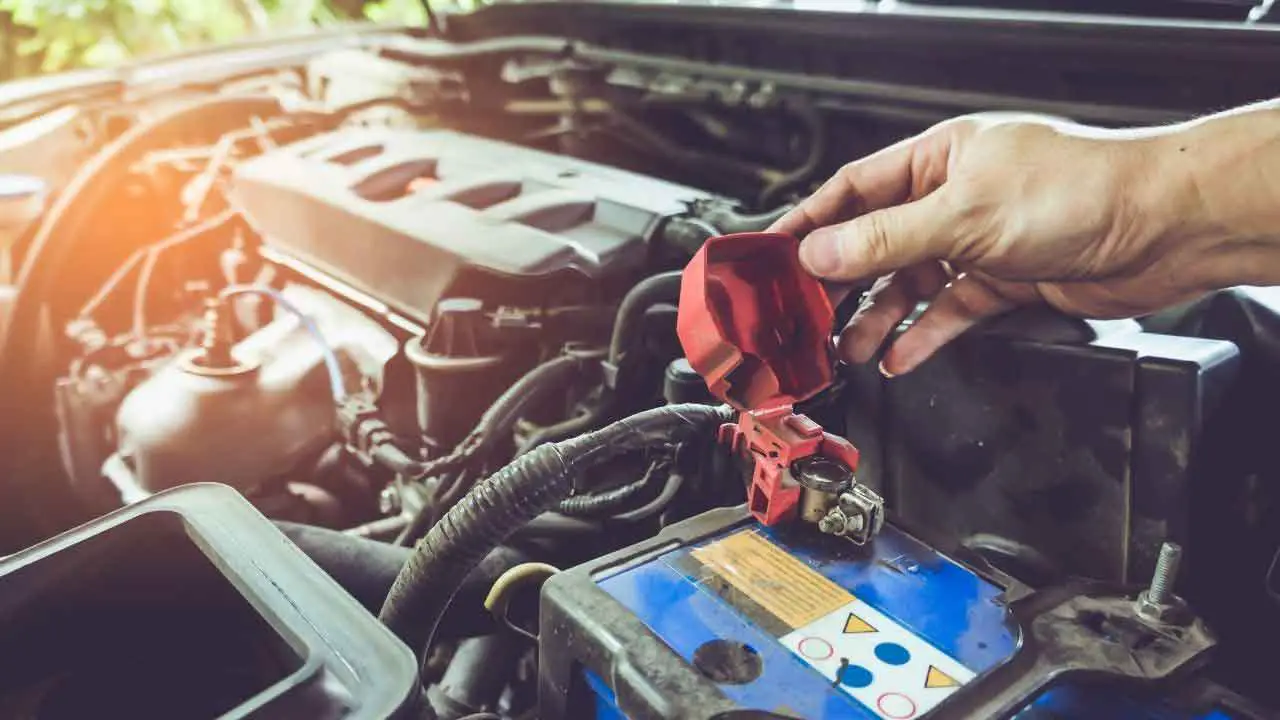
top-left (537, 504), bottom-right (1268, 720)
top-left (537, 232), bottom-right (1271, 720)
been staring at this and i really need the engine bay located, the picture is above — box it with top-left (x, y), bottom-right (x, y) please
top-left (0, 7), bottom-right (1279, 718)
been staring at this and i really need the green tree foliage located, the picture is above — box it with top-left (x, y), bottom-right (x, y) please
top-left (0, 0), bottom-right (426, 78)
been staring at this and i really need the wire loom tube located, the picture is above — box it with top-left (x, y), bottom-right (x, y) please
top-left (378, 402), bottom-right (733, 659)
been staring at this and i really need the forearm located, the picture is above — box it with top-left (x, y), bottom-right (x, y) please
top-left (1148, 100), bottom-right (1280, 288)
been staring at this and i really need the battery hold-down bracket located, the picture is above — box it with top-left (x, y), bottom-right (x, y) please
top-left (677, 232), bottom-right (883, 540)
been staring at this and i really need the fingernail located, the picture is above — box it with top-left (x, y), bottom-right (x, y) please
top-left (799, 231), bottom-right (839, 275)
top-left (878, 360), bottom-right (896, 379)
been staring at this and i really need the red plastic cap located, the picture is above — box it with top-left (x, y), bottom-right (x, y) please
top-left (677, 232), bottom-right (835, 412)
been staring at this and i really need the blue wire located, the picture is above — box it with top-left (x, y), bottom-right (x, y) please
top-left (218, 285), bottom-right (348, 401)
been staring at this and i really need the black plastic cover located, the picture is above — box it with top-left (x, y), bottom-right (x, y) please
top-left (231, 129), bottom-right (708, 324)
top-left (0, 483), bottom-right (418, 719)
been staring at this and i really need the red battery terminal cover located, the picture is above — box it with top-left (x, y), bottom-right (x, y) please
top-left (677, 232), bottom-right (859, 526)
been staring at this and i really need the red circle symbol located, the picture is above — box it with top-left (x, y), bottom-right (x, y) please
top-left (877, 692), bottom-right (917, 719)
top-left (797, 636), bottom-right (834, 661)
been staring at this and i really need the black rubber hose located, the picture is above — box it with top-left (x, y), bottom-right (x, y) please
top-left (277, 522), bottom-right (527, 640)
top-left (517, 513), bottom-right (604, 537)
top-left (276, 521), bottom-right (410, 614)
top-left (379, 403), bottom-right (732, 657)
top-left (607, 270), bottom-right (683, 365)
top-left (604, 110), bottom-right (778, 187)
top-left (757, 101), bottom-right (826, 208)
top-left (514, 405), bottom-right (608, 456)
top-left (698, 202), bottom-right (792, 235)
top-left (468, 353), bottom-right (582, 452)
top-left (426, 634), bottom-right (519, 720)
top-left (657, 215), bottom-right (719, 254)
top-left (392, 354), bottom-right (586, 547)
top-left (380, 353), bottom-right (584, 481)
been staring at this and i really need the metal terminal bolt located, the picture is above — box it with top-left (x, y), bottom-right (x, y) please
top-left (1135, 541), bottom-right (1189, 626)
top-left (814, 485), bottom-right (885, 545)
top-left (1148, 541), bottom-right (1182, 605)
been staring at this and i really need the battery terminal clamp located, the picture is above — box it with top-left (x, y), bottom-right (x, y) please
top-left (677, 232), bottom-right (883, 542)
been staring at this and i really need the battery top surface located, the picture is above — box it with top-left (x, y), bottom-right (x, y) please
top-left (595, 521), bottom-right (1018, 720)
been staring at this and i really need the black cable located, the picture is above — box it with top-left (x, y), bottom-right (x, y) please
top-left (376, 353), bottom-right (585, 480)
top-left (557, 476), bottom-right (648, 516)
top-left (523, 472), bottom-right (684, 537)
top-left (607, 270), bottom-right (683, 365)
top-left (612, 471), bottom-right (686, 523)
top-left (373, 443), bottom-right (425, 476)
top-left (557, 459), bottom-right (661, 516)
top-left (757, 100), bottom-right (826, 208)
top-left (468, 353), bottom-right (583, 456)
top-left (392, 353), bottom-right (587, 547)
top-left (378, 403), bottom-right (732, 662)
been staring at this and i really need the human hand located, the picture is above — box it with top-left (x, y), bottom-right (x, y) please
top-left (770, 112), bottom-right (1231, 375)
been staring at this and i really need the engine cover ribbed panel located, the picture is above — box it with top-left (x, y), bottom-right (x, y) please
top-left (231, 128), bottom-right (707, 323)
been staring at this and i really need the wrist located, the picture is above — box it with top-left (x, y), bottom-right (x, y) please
top-left (1142, 112), bottom-right (1280, 289)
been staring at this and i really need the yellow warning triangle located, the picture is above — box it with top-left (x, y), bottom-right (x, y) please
top-left (843, 612), bottom-right (876, 634)
top-left (925, 665), bottom-right (959, 689)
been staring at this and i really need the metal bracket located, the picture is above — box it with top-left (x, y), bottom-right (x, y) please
top-left (928, 581), bottom-right (1217, 720)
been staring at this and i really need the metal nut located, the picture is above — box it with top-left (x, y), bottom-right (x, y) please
top-left (1135, 590), bottom-right (1190, 626)
top-left (837, 485), bottom-right (886, 545)
top-left (844, 514), bottom-right (865, 535)
top-left (818, 509), bottom-right (846, 535)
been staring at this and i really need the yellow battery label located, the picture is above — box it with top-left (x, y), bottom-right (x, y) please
top-left (691, 529), bottom-right (853, 629)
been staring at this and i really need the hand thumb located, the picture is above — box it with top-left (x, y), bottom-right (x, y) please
top-left (799, 191), bottom-right (955, 281)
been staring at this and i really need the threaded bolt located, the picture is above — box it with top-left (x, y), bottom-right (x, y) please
top-left (1148, 542), bottom-right (1182, 604)
top-left (818, 510), bottom-right (845, 535)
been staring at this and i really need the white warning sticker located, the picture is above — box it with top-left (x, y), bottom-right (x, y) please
top-left (780, 597), bottom-right (974, 719)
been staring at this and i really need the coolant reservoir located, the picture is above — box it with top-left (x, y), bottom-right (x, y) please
top-left (109, 287), bottom-right (397, 501)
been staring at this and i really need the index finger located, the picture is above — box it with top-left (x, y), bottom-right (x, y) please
top-left (768, 136), bottom-right (919, 238)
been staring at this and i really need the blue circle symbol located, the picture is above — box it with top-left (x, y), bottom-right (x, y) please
top-left (875, 642), bottom-right (911, 666)
top-left (837, 663), bottom-right (874, 689)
